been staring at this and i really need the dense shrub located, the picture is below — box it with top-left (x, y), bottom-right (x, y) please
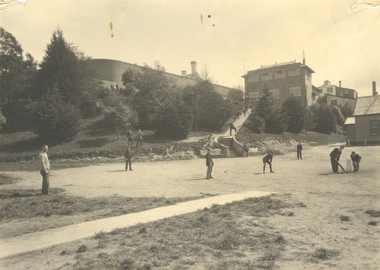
top-left (30, 93), bottom-right (80, 142)
top-left (244, 114), bottom-right (265, 133)
top-left (281, 97), bottom-right (305, 133)
top-left (152, 91), bottom-right (192, 138)
top-left (0, 109), bottom-right (6, 131)
top-left (314, 104), bottom-right (337, 134)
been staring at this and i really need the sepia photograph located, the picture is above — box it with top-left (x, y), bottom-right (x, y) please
top-left (0, 0), bottom-right (379, 269)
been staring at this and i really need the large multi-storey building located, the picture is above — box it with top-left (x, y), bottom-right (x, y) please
top-left (242, 60), bottom-right (317, 108)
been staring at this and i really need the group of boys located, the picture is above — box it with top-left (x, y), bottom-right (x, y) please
top-left (37, 138), bottom-right (362, 194)
top-left (330, 146), bottom-right (362, 173)
top-left (204, 143), bottom-right (362, 180)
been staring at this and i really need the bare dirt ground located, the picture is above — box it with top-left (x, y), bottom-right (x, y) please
top-left (0, 144), bottom-right (379, 269)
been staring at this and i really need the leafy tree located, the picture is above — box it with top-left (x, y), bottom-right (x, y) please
top-left (123, 67), bottom-right (172, 128)
top-left (152, 90), bottom-right (192, 138)
top-left (265, 109), bottom-right (288, 134)
top-left (30, 91), bottom-right (80, 142)
top-left (102, 92), bottom-right (139, 132)
top-left (0, 109), bottom-right (6, 131)
top-left (32, 30), bottom-right (81, 104)
top-left (331, 106), bottom-right (345, 125)
top-left (314, 104), bottom-right (337, 134)
top-left (339, 103), bottom-right (354, 119)
top-left (0, 27), bottom-right (37, 130)
top-left (281, 97), bottom-right (306, 133)
top-left (227, 89), bottom-right (244, 102)
top-left (183, 80), bottom-right (234, 131)
top-left (304, 107), bottom-right (317, 131)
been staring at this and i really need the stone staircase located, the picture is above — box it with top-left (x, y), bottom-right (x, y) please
top-left (199, 110), bottom-right (260, 158)
top-left (217, 136), bottom-right (241, 158)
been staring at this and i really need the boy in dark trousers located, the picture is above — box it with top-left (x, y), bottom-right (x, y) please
top-left (263, 151), bottom-right (274, 174)
top-left (243, 143), bottom-right (249, 157)
top-left (124, 146), bottom-right (134, 171)
top-left (350, 151), bottom-right (362, 172)
top-left (297, 142), bottom-right (303, 160)
top-left (329, 145), bottom-right (344, 173)
top-left (205, 148), bottom-right (214, 179)
top-left (126, 129), bottom-right (133, 146)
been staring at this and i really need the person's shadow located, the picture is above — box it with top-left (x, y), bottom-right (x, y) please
top-left (107, 170), bottom-right (127, 173)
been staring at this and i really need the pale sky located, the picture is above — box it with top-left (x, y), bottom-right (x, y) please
top-left (1, 0), bottom-right (379, 96)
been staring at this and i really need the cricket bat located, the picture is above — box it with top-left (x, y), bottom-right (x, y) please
top-left (337, 162), bottom-right (345, 172)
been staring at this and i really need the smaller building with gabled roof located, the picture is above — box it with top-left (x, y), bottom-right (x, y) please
top-left (344, 82), bottom-right (380, 145)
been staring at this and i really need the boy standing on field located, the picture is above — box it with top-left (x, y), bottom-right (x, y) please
top-left (124, 146), bottom-right (134, 171)
top-left (205, 148), bottom-right (214, 179)
top-left (39, 145), bottom-right (50, 195)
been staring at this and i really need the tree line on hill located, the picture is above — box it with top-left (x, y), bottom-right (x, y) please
top-left (245, 86), bottom-right (353, 134)
top-left (0, 28), bottom-right (241, 142)
top-left (1, 27), bottom-right (352, 143)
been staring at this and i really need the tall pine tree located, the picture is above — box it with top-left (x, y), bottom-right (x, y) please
top-left (32, 30), bottom-right (81, 104)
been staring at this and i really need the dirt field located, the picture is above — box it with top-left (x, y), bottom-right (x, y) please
top-left (0, 144), bottom-right (379, 269)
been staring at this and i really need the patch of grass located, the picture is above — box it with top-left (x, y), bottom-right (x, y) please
top-left (366, 210), bottom-right (380, 217)
top-left (0, 173), bottom-right (21, 185)
top-left (71, 196), bottom-right (294, 270)
top-left (76, 244), bottom-right (87, 253)
top-left (0, 188), bottom-right (207, 237)
top-left (94, 230), bottom-right (106, 239)
top-left (311, 248), bottom-right (340, 261)
top-left (340, 215), bottom-right (350, 222)
top-left (368, 221), bottom-right (378, 226)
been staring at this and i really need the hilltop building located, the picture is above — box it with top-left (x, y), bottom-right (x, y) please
top-left (317, 80), bottom-right (357, 108)
top-left (83, 59), bottom-right (243, 101)
top-left (242, 60), bottom-right (317, 109)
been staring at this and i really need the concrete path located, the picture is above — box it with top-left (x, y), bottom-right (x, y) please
top-left (0, 190), bottom-right (275, 259)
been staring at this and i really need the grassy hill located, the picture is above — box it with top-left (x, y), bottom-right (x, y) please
top-left (0, 116), bottom-right (345, 171)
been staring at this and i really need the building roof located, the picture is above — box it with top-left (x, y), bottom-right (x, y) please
top-left (353, 95), bottom-right (380, 116)
top-left (243, 61), bottom-right (315, 77)
top-left (82, 58), bottom-right (242, 100)
top-left (344, 117), bottom-right (355, 125)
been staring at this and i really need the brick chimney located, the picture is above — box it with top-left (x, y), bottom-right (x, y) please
top-left (182, 70), bottom-right (186, 76)
top-left (373, 81), bottom-right (377, 96)
top-left (339, 81), bottom-right (341, 88)
top-left (191, 61), bottom-right (197, 74)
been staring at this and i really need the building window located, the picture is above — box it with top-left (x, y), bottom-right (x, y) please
top-left (261, 72), bottom-right (273, 81)
top-left (289, 86), bottom-right (301, 97)
top-left (370, 120), bottom-right (379, 136)
top-left (331, 100), bottom-right (337, 106)
top-left (269, 89), bottom-right (280, 100)
top-left (248, 91), bottom-right (260, 101)
top-left (248, 75), bottom-right (259, 83)
top-left (327, 87), bottom-right (333, 95)
top-left (288, 68), bottom-right (300, 77)
top-left (274, 70), bottom-right (286, 79)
